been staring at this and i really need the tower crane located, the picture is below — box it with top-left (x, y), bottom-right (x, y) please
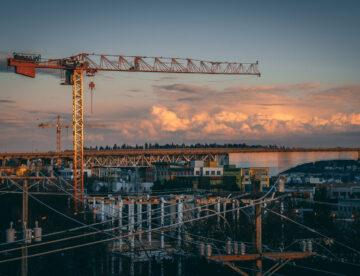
top-left (8, 52), bottom-right (260, 205)
top-left (39, 115), bottom-right (105, 167)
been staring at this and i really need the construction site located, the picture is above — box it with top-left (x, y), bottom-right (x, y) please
top-left (0, 50), bottom-right (359, 276)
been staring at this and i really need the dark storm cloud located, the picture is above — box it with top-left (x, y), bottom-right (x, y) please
top-left (177, 97), bottom-right (202, 102)
top-left (0, 99), bottom-right (15, 103)
top-left (154, 83), bottom-right (212, 94)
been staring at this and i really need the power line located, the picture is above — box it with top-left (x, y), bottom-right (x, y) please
top-left (295, 197), bottom-right (360, 208)
top-left (0, 178), bottom-right (253, 254)
top-left (284, 261), bottom-right (346, 276)
top-left (0, 196), bottom-right (280, 264)
top-left (0, 190), bottom-right (68, 195)
top-left (267, 209), bottom-right (360, 255)
top-left (8, 178), bottom-right (91, 227)
top-left (315, 254), bottom-right (360, 268)
top-left (1, 174), bottom-right (278, 265)
top-left (3, 174), bottom-right (358, 274)
top-left (0, 193), bottom-right (251, 254)
top-left (5, 181), bottom-right (337, 276)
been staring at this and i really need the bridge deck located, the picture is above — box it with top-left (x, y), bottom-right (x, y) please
top-left (0, 147), bottom-right (359, 159)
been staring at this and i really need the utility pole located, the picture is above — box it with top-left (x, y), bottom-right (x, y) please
top-left (22, 180), bottom-right (28, 227)
top-left (21, 180), bottom-right (28, 276)
top-left (252, 177), bottom-right (262, 276)
top-left (205, 180), bottom-right (317, 275)
top-left (56, 116), bottom-right (61, 156)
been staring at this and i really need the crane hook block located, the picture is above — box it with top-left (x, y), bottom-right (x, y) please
top-left (89, 81), bottom-right (95, 91)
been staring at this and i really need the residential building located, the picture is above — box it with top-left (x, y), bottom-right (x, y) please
top-left (242, 167), bottom-right (270, 191)
top-left (223, 165), bottom-right (242, 190)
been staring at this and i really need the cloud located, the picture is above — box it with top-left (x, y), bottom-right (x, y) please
top-left (142, 102), bottom-right (360, 142)
top-left (153, 81), bottom-right (323, 102)
top-left (152, 82), bottom-right (312, 111)
top-left (203, 121), bottom-right (235, 134)
top-left (140, 82), bottom-right (360, 143)
top-left (85, 134), bottom-right (104, 142)
top-left (304, 84), bottom-right (360, 109)
top-left (1, 79), bottom-right (360, 150)
top-left (156, 76), bottom-right (179, 81)
top-left (177, 97), bottom-right (202, 102)
top-left (214, 111), bottom-right (248, 123)
top-left (154, 83), bottom-right (217, 95)
top-left (0, 99), bottom-right (15, 103)
top-left (224, 82), bottom-right (323, 93)
top-left (152, 105), bottom-right (190, 131)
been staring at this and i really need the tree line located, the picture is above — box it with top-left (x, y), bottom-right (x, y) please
top-left (84, 143), bottom-right (280, 150)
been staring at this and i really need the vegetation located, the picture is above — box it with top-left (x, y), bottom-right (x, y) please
top-left (84, 142), bottom-right (280, 150)
top-left (285, 160), bottom-right (360, 174)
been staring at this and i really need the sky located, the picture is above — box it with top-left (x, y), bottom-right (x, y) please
top-left (0, 0), bottom-right (360, 151)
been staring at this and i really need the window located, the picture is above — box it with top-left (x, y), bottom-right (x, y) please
top-left (211, 171), bottom-right (215, 175)
top-left (217, 171), bottom-right (221, 176)
top-left (206, 171), bottom-right (209, 176)
top-left (196, 171), bottom-right (200, 176)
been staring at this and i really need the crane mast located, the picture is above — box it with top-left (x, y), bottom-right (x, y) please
top-left (39, 115), bottom-right (106, 169)
top-left (72, 70), bottom-right (84, 203)
top-left (8, 52), bottom-right (260, 207)
top-left (39, 115), bottom-right (69, 168)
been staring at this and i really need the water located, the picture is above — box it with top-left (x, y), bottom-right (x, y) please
top-left (229, 151), bottom-right (358, 176)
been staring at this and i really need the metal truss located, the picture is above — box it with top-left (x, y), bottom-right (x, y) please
top-left (0, 148), bottom-right (359, 169)
top-left (8, 53), bottom-right (260, 77)
top-left (84, 153), bottom-right (218, 168)
top-left (72, 70), bottom-right (84, 203)
top-left (78, 54), bottom-right (261, 75)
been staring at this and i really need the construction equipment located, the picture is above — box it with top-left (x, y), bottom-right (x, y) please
top-left (39, 115), bottom-right (105, 167)
top-left (8, 52), bottom-right (260, 205)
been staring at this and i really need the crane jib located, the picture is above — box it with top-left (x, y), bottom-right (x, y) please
top-left (8, 53), bottom-right (260, 78)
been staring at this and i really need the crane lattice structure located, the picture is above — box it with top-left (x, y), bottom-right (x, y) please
top-left (39, 115), bottom-right (105, 167)
top-left (8, 53), bottom-right (260, 205)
